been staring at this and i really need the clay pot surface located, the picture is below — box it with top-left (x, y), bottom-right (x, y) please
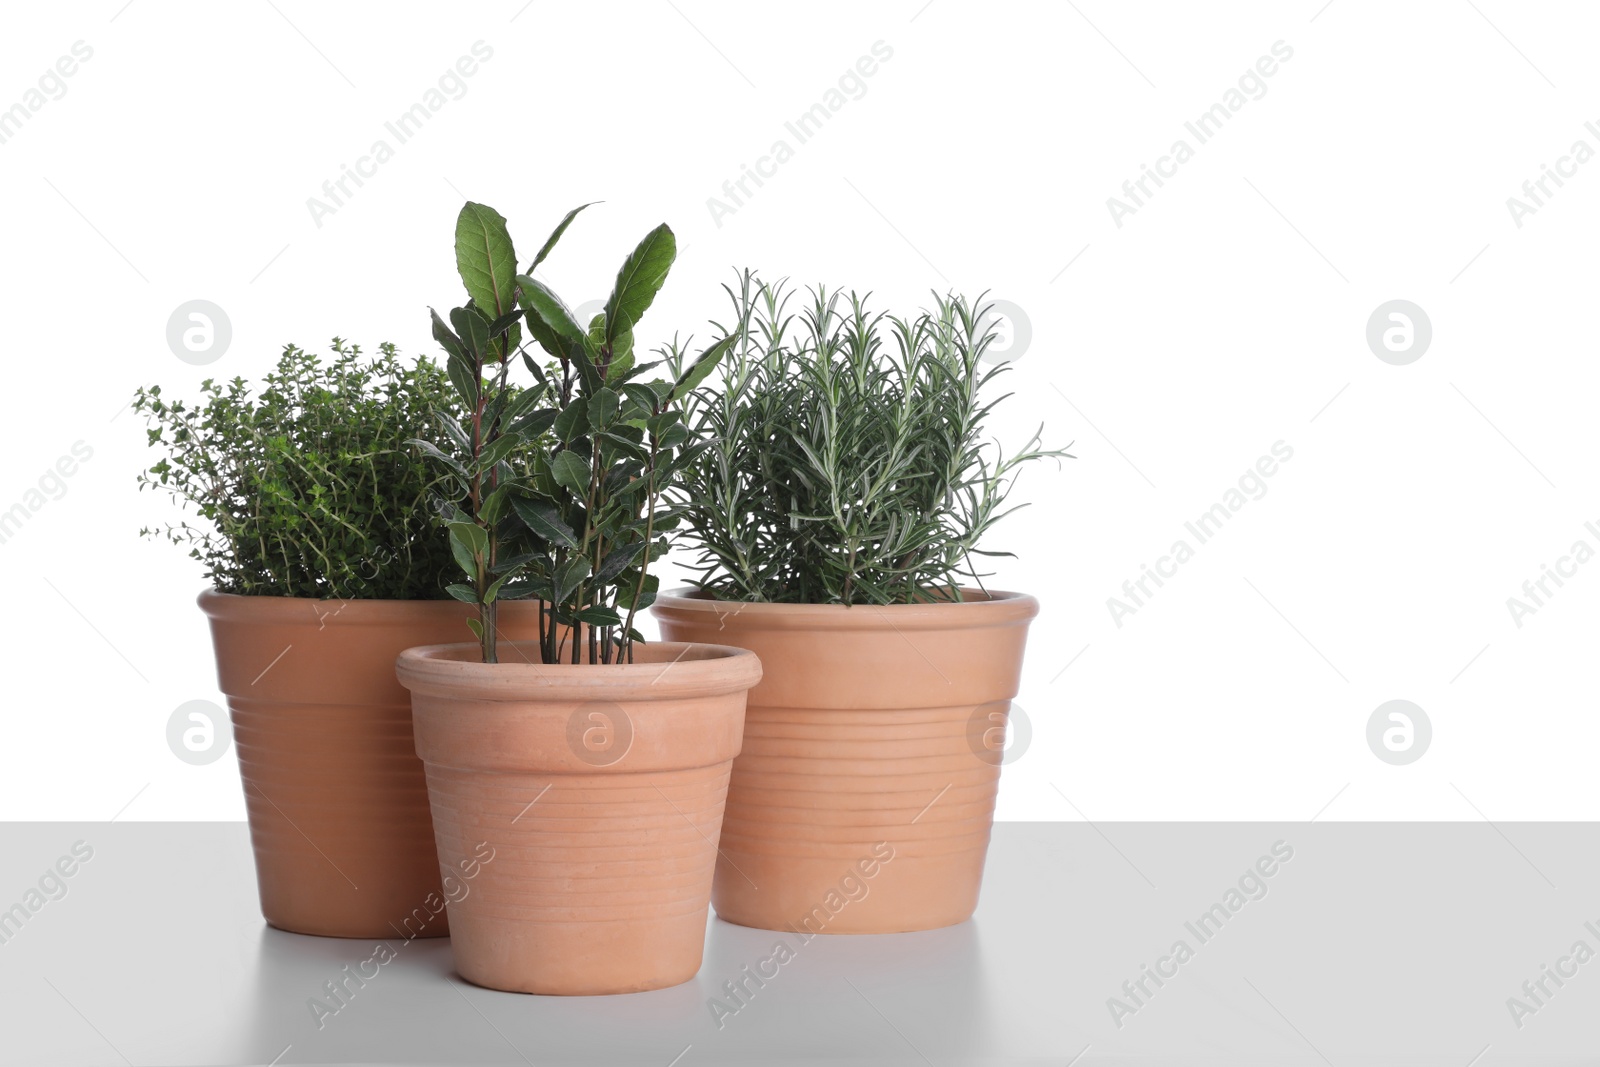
top-left (200, 591), bottom-right (542, 938)
top-left (651, 589), bottom-right (1037, 933)
top-left (398, 640), bottom-right (760, 994)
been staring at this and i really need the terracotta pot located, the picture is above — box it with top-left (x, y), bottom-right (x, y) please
top-left (199, 592), bottom-right (543, 939)
top-left (398, 640), bottom-right (761, 995)
top-left (651, 589), bottom-right (1037, 934)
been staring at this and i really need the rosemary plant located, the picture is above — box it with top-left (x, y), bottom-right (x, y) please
top-left (134, 340), bottom-right (464, 599)
top-left (422, 202), bottom-right (728, 664)
top-left (670, 271), bottom-right (1072, 605)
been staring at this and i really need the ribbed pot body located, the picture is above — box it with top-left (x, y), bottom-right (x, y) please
top-left (199, 591), bottom-right (542, 938)
top-left (398, 640), bottom-right (760, 994)
top-left (652, 590), bottom-right (1037, 933)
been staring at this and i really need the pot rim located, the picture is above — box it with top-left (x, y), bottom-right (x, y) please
top-left (198, 588), bottom-right (539, 623)
top-left (650, 587), bottom-right (1039, 631)
top-left (397, 640), bottom-right (762, 702)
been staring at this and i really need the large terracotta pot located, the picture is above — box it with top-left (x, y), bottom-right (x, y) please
top-left (199, 592), bottom-right (543, 939)
top-left (651, 589), bottom-right (1037, 934)
top-left (397, 640), bottom-right (761, 995)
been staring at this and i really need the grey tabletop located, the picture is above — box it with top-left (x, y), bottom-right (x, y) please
top-left (0, 822), bottom-right (1596, 1066)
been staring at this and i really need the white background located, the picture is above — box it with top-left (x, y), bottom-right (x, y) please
top-left (1, 0), bottom-right (1594, 822)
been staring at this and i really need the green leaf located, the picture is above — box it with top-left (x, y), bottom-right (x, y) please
top-left (490, 550), bottom-right (539, 576)
top-left (488, 309), bottom-right (524, 336)
top-left (597, 431), bottom-right (647, 462)
top-left (550, 450), bottom-right (591, 495)
top-left (526, 202), bottom-right (598, 274)
top-left (503, 385), bottom-right (545, 424)
top-left (669, 335), bottom-right (734, 402)
top-left (522, 309), bottom-right (568, 362)
top-left (656, 422), bottom-right (690, 449)
top-left (521, 352), bottom-right (550, 389)
top-left (509, 407), bottom-right (559, 439)
top-left (646, 410), bottom-right (682, 435)
top-left (448, 529), bottom-right (478, 577)
top-left (477, 434), bottom-right (523, 472)
top-left (430, 308), bottom-right (466, 363)
top-left (553, 403), bottom-right (585, 443)
top-left (445, 583), bottom-right (478, 604)
top-left (516, 276), bottom-right (589, 346)
top-left (554, 556), bottom-right (591, 603)
top-left (409, 438), bottom-right (467, 479)
top-left (571, 345), bottom-right (602, 395)
top-left (619, 358), bottom-right (663, 383)
top-left (604, 346), bottom-right (635, 385)
top-left (587, 387), bottom-right (620, 431)
top-left (480, 481), bottom-right (516, 525)
top-left (616, 571), bottom-right (659, 611)
top-left (449, 520), bottom-right (489, 555)
top-left (588, 313), bottom-right (636, 381)
top-left (595, 541), bottom-right (644, 585)
top-left (450, 306), bottom-right (493, 361)
top-left (575, 605), bottom-right (623, 628)
top-left (510, 497), bottom-right (579, 549)
top-left (445, 355), bottom-right (479, 408)
top-left (455, 202), bottom-right (518, 321)
top-left (605, 421), bottom-right (644, 444)
top-left (612, 329), bottom-right (635, 365)
top-left (620, 383), bottom-right (659, 416)
top-left (482, 390), bottom-right (511, 432)
top-left (431, 310), bottom-right (480, 406)
top-left (603, 223), bottom-right (675, 346)
top-left (437, 414), bottom-right (472, 452)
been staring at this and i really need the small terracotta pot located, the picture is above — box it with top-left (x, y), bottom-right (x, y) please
top-left (651, 589), bottom-right (1037, 934)
top-left (199, 592), bottom-right (543, 939)
top-left (398, 640), bottom-right (761, 995)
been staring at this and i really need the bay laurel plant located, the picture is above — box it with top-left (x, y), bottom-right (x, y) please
top-left (668, 271), bottom-right (1072, 606)
top-left (133, 340), bottom-right (466, 599)
top-left (423, 202), bottom-right (730, 664)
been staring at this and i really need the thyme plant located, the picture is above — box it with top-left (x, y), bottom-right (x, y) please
top-left (423, 202), bottom-right (728, 664)
top-left (670, 272), bottom-right (1072, 605)
top-left (134, 341), bottom-right (464, 599)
